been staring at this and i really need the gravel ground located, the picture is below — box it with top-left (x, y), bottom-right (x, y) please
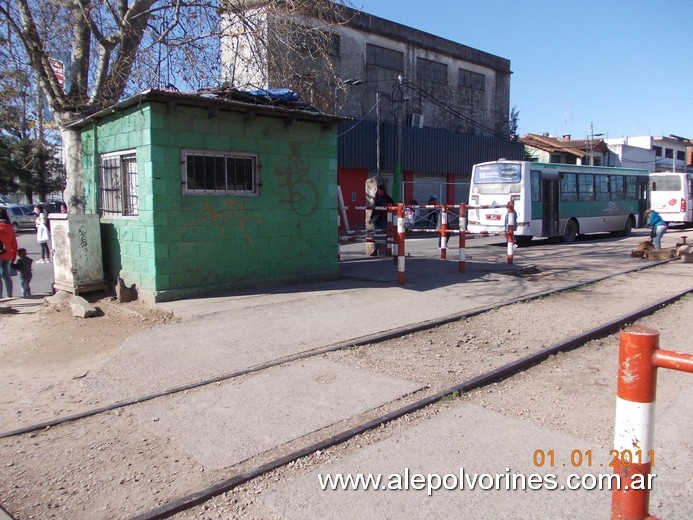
top-left (0, 260), bottom-right (691, 519)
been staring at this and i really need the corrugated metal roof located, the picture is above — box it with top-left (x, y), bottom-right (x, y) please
top-left (66, 89), bottom-right (345, 129)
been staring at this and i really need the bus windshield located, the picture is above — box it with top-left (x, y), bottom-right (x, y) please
top-left (651, 175), bottom-right (681, 191)
top-left (473, 163), bottom-right (522, 184)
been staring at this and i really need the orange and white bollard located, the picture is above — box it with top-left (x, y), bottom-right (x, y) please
top-left (397, 204), bottom-right (405, 285)
top-left (612, 325), bottom-right (693, 520)
top-left (459, 203), bottom-right (467, 273)
top-left (506, 200), bottom-right (515, 264)
top-left (440, 206), bottom-right (448, 260)
top-left (387, 209), bottom-right (394, 258)
top-left (612, 325), bottom-right (658, 520)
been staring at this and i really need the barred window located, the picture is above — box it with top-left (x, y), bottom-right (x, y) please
top-left (417, 57), bottom-right (447, 83)
top-left (366, 44), bottom-right (404, 72)
top-left (459, 68), bottom-right (485, 91)
top-left (183, 150), bottom-right (258, 195)
top-left (100, 151), bottom-right (138, 217)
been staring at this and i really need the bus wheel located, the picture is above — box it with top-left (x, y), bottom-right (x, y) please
top-left (563, 219), bottom-right (578, 243)
top-left (623, 216), bottom-right (634, 237)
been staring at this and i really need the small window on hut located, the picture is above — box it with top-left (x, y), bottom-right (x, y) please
top-left (182, 150), bottom-right (259, 195)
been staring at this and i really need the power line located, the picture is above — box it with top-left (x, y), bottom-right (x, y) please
top-left (401, 79), bottom-right (507, 139)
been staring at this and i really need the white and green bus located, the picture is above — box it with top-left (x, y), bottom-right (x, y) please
top-left (649, 172), bottom-right (693, 225)
top-left (468, 160), bottom-right (650, 244)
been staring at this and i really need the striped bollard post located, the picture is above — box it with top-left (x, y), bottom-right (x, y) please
top-left (440, 206), bottom-right (448, 259)
top-left (611, 325), bottom-right (658, 520)
top-left (506, 200), bottom-right (515, 264)
top-left (337, 212), bottom-right (341, 262)
top-left (397, 204), bottom-right (405, 285)
top-left (387, 209), bottom-right (394, 258)
top-left (459, 203), bottom-right (467, 273)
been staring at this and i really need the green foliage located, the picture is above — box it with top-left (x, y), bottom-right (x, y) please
top-left (509, 106), bottom-right (520, 141)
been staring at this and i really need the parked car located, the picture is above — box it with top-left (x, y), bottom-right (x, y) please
top-left (0, 204), bottom-right (36, 232)
top-left (44, 200), bottom-right (66, 214)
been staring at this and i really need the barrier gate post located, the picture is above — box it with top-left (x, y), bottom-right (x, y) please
top-left (506, 199), bottom-right (515, 264)
top-left (612, 325), bottom-right (658, 520)
top-left (459, 203), bottom-right (467, 273)
top-left (396, 203), bottom-right (405, 285)
top-left (612, 325), bottom-right (693, 520)
top-left (439, 206), bottom-right (448, 259)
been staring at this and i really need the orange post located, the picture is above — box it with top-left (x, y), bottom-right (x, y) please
top-left (440, 205), bottom-right (448, 259)
top-left (506, 199), bottom-right (515, 264)
top-left (612, 325), bottom-right (658, 520)
top-left (396, 204), bottom-right (405, 285)
top-left (458, 203), bottom-right (467, 273)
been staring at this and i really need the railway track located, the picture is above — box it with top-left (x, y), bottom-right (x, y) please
top-left (0, 259), bottom-right (691, 520)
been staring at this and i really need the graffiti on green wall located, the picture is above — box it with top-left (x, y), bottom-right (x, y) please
top-left (203, 199), bottom-right (261, 244)
top-left (275, 142), bottom-right (318, 216)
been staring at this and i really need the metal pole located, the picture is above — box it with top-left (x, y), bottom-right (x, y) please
top-left (459, 203), bottom-right (467, 273)
top-left (439, 206), bottom-right (448, 259)
top-left (612, 325), bottom-right (658, 520)
top-left (397, 203), bottom-right (405, 285)
top-left (506, 200), bottom-right (515, 264)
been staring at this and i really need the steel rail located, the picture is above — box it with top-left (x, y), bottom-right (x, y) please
top-left (129, 285), bottom-right (692, 520)
top-left (0, 258), bottom-right (680, 440)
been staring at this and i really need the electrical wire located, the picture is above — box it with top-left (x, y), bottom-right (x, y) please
top-left (401, 78), bottom-right (508, 139)
top-left (336, 98), bottom-right (379, 137)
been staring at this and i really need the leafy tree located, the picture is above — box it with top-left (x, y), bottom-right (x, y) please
top-left (509, 105), bottom-right (520, 141)
top-left (0, 33), bottom-right (63, 200)
top-left (0, 0), bottom-right (350, 213)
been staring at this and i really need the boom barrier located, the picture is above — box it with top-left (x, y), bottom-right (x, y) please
top-left (338, 199), bottom-right (515, 284)
top-left (612, 325), bottom-right (693, 520)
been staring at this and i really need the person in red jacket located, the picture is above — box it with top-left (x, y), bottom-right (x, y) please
top-left (0, 207), bottom-right (19, 298)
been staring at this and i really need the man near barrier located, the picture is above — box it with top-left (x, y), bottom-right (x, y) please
top-left (370, 185), bottom-right (393, 256)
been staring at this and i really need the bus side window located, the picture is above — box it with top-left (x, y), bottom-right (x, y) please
top-left (652, 181), bottom-right (657, 191)
top-left (531, 171), bottom-right (541, 202)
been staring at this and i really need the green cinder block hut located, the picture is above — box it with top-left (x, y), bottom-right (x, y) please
top-left (70, 89), bottom-right (342, 302)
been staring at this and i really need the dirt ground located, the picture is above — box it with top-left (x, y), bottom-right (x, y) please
top-left (0, 263), bottom-right (691, 519)
top-left (0, 297), bottom-right (176, 429)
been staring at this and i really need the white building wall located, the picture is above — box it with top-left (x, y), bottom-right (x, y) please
top-left (604, 143), bottom-right (656, 172)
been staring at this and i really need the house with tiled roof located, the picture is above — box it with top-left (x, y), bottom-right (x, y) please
top-left (520, 133), bottom-right (609, 166)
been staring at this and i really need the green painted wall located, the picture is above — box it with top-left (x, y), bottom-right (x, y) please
top-left (82, 100), bottom-right (339, 302)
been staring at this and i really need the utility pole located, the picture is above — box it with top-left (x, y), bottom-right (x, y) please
top-left (588, 122), bottom-right (604, 166)
top-left (393, 75), bottom-right (404, 203)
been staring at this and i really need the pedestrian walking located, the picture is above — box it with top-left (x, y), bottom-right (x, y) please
top-left (0, 207), bottom-right (18, 298)
top-left (34, 204), bottom-right (51, 263)
top-left (10, 248), bottom-right (33, 297)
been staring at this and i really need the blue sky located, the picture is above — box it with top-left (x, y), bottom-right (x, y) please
top-left (354, 0), bottom-right (693, 140)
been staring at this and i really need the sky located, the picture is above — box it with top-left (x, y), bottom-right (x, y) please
top-left (354, 0), bottom-right (693, 140)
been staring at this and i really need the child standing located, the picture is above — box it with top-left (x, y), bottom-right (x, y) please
top-left (34, 204), bottom-right (51, 263)
top-left (10, 248), bottom-right (32, 297)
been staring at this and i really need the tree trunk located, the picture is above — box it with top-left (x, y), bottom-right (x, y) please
top-left (60, 127), bottom-right (85, 214)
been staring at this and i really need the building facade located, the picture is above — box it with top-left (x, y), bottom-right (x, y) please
top-left (221, 3), bottom-right (522, 226)
top-left (605, 135), bottom-right (693, 173)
